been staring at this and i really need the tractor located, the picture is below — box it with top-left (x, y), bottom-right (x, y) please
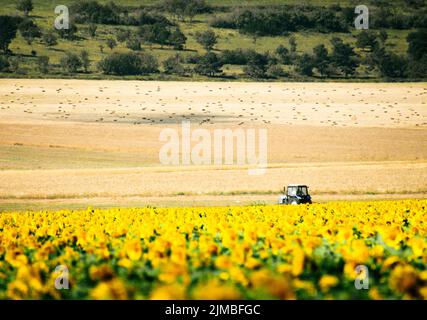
top-left (278, 184), bottom-right (312, 205)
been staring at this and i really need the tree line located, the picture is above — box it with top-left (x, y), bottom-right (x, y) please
top-left (86, 29), bottom-right (427, 80)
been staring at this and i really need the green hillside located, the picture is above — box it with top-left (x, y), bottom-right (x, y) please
top-left (0, 0), bottom-right (425, 81)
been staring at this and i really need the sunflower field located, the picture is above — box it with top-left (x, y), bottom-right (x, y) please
top-left (0, 200), bottom-right (426, 300)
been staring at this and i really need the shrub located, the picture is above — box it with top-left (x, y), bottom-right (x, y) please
top-left (98, 52), bottom-right (158, 75)
top-left (220, 49), bottom-right (251, 65)
top-left (42, 31), bottom-right (57, 47)
top-left (106, 38), bottom-right (117, 50)
top-left (194, 52), bottom-right (223, 76)
top-left (87, 23), bottom-right (97, 38)
top-left (275, 45), bottom-right (292, 65)
top-left (126, 37), bottom-right (141, 51)
top-left (36, 56), bottom-right (49, 73)
top-left (116, 28), bottom-right (130, 43)
top-left (209, 15), bottom-right (235, 29)
top-left (163, 54), bottom-right (185, 75)
top-left (243, 50), bottom-right (269, 78)
top-left (8, 57), bottom-right (20, 72)
top-left (185, 54), bottom-right (201, 64)
top-left (80, 50), bottom-right (90, 72)
top-left (266, 64), bottom-right (286, 78)
top-left (60, 52), bottom-right (82, 73)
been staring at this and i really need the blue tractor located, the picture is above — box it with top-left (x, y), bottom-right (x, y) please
top-left (278, 184), bottom-right (312, 205)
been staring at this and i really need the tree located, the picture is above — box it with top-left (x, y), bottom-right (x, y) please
top-left (36, 56), bottom-right (49, 73)
top-left (0, 55), bottom-right (10, 72)
top-left (153, 23), bottom-right (171, 48)
top-left (42, 31), bottom-right (57, 47)
top-left (296, 53), bottom-right (314, 76)
top-left (195, 30), bottom-right (217, 51)
top-left (139, 23), bottom-right (171, 48)
top-left (163, 54), bottom-right (185, 75)
top-left (379, 30), bottom-right (388, 44)
top-left (356, 31), bottom-right (378, 51)
top-left (406, 55), bottom-right (427, 78)
top-left (185, 0), bottom-right (208, 23)
top-left (289, 35), bottom-right (297, 53)
top-left (16, 0), bottom-right (33, 17)
top-left (18, 19), bottom-right (41, 45)
top-left (330, 37), bottom-right (359, 77)
top-left (407, 29), bottom-right (427, 61)
top-left (234, 9), bottom-right (261, 44)
top-left (106, 38), bottom-right (117, 50)
top-left (243, 50), bottom-right (269, 78)
top-left (80, 50), bottom-right (90, 72)
top-left (371, 46), bottom-right (408, 78)
top-left (159, 0), bottom-right (187, 21)
top-left (159, 0), bottom-right (210, 22)
top-left (169, 28), bottom-right (187, 50)
top-left (313, 44), bottom-right (332, 77)
top-left (60, 52), bottom-right (82, 73)
top-left (275, 45), bottom-right (292, 65)
top-left (194, 52), bottom-right (223, 76)
top-left (71, 1), bottom-right (121, 24)
top-left (0, 15), bottom-right (21, 53)
top-left (87, 24), bottom-right (97, 38)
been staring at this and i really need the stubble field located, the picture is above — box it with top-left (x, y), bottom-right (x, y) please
top-left (0, 79), bottom-right (426, 210)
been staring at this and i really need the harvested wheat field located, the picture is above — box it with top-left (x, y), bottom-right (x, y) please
top-left (0, 79), bottom-right (426, 209)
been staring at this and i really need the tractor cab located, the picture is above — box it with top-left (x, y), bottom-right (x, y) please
top-left (278, 184), bottom-right (312, 205)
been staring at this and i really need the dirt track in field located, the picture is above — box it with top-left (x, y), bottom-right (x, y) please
top-left (0, 80), bottom-right (426, 209)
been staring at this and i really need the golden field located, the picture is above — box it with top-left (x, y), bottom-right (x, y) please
top-left (0, 80), bottom-right (426, 209)
top-left (0, 200), bottom-right (426, 300)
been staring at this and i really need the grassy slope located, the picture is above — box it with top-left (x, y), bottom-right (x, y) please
top-left (0, 0), bottom-right (418, 80)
